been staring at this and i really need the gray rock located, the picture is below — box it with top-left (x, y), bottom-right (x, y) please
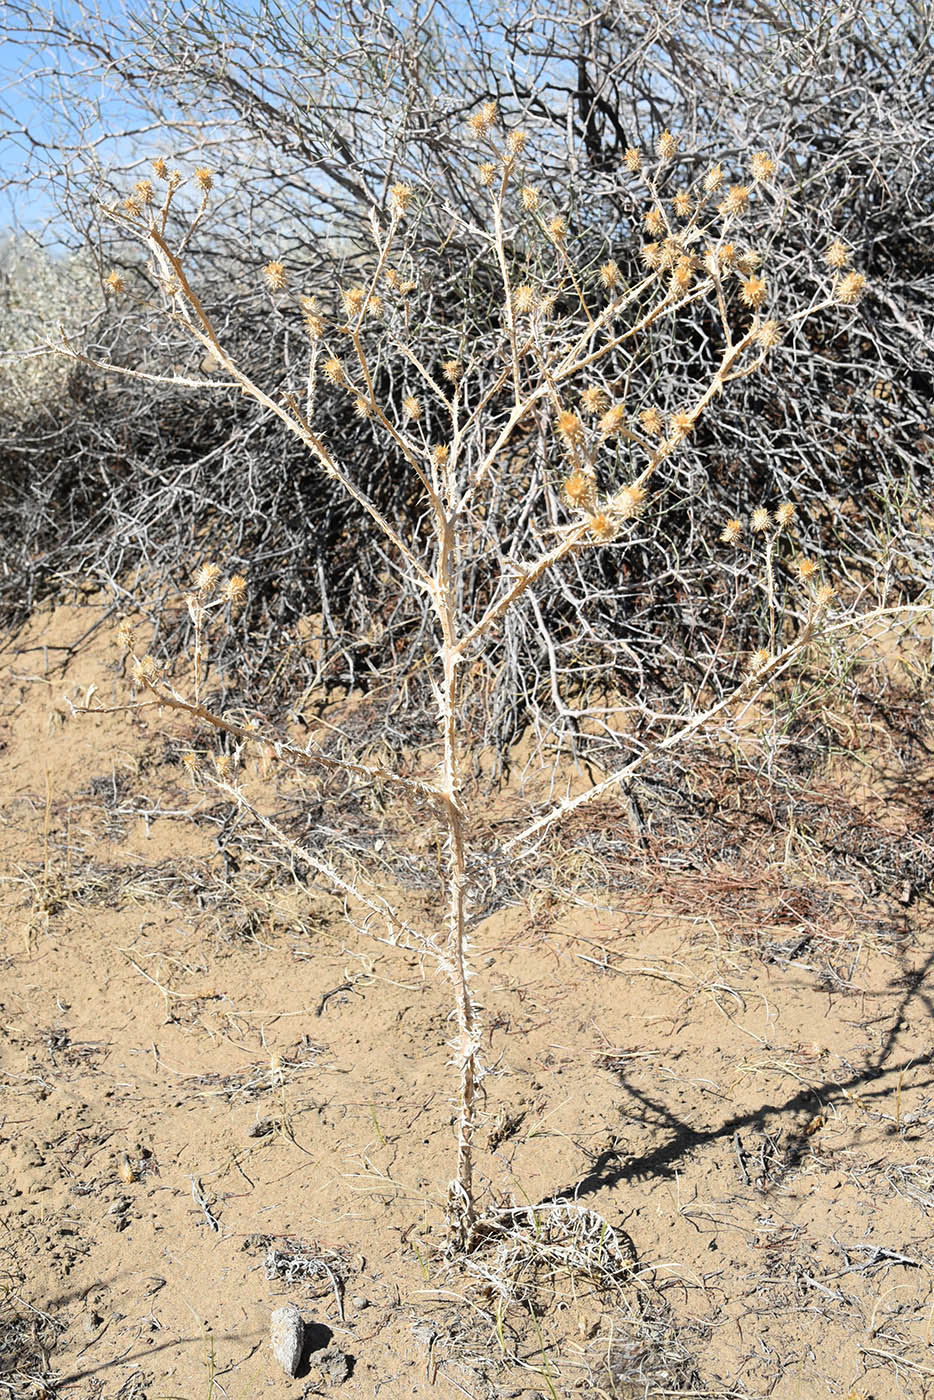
top-left (270, 1302), bottom-right (305, 1377)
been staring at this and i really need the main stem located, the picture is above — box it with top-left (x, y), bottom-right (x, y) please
top-left (436, 515), bottom-right (477, 1248)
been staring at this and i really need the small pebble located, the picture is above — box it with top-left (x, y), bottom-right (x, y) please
top-left (270, 1303), bottom-right (305, 1377)
top-left (351, 1294), bottom-right (369, 1309)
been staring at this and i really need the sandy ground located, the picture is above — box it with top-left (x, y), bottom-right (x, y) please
top-left (1, 597), bottom-right (933, 1400)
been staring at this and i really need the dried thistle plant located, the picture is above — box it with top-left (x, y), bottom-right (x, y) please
top-left (58, 126), bottom-right (871, 1249)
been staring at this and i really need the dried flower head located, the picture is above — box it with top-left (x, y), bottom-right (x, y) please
top-left (563, 470), bottom-right (596, 511)
top-left (704, 163), bottom-right (724, 193)
top-left (341, 286), bottom-right (366, 317)
top-left (214, 752), bottom-right (233, 778)
top-left (548, 214), bottom-right (567, 243)
top-left (132, 653), bottom-right (161, 684)
top-left (222, 574), bottom-right (247, 604)
top-left (672, 188), bottom-right (692, 218)
top-left (104, 270), bottom-right (125, 294)
top-left (775, 501), bottom-right (795, 528)
top-left (520, 185), bottom-right (540, 211)
top-left (814, 582), bottom-right (835, 608)
top-left (194, 167), bottom-right (213, 193)
top-left (719, 518), bottom-right (743, 545)
top-left (755, 319), bottom-right (782, 349)
top-left (639, 406), bottom-right (664, 437)
top-left (389, 182), bottom-right (413, 215)
top-left (656, 129), bottom-right (678, 160)
top-left (181, 751), bottom-right (199, 774)
top-left (719, 185), bottom-right (749, 217)
top-left (441, 360), bottom-right (461, 382)
top-left (740, 274), bottom-right (767, 310)
top-left (834, 271), bottom-right (866, 305)
top-left (299, 295), bottom-right (325, 339)
top-left (134, 179), bottom-right (154, 205)
top-left (599, 403), bottom-right (628, 438)
top-left (152, 156), bottom-right (169, 180)
top-left (734, 248), bottom-right (762, 277)
top-left (644, 206), bottom-right (666, 237)
top-left (748, 648), bottom-right (772, 674)
top-left (670, 255), bottom-right (696, 293)
top-left (402, 395), bottom-right (422, 421)
top-left (750, 152), bottom-right (776, 182)
top-left (669, 411), bottom-right (695, 441)
top-left (825, 239), bottom-right (849, 269)
top-left (795, 557), bottom-right (818, 581)
top-left (623, 146), bottom-right (642, 173)
top-left (478, 161), bottom-right (497, 186)
top-left (588, 511), bottom-right (618, 542)
top-left (431, 444), bottom-right (450, 465)
top-left (195, 561), bottom-right (222, 594)
top-left (580, 385), bottom-right (608, 414)
top-left (556, 411), bottom-right (584, 446)
top-left (323, 357), bottom-right (346, 385)
top-left (121, 195), bottom-right (142, 218)
top-left (506, 129), bottom-right (527, 155)
top-left (513, 284), bottom-right (537, 315)
top-left (116, 619), bottom-right (135, 650)
top-left (599, 260), bottom-right (620, 290)
top-left (751, 506), bottom-right (771, 533)
top-left (353, 396), bottom-right (373, 419)
top-left (640, 242), bottom-right (662, 270)
top-left (467, 101), bottom-right (497, 137)
top-left (614, 484), bottom-right (647, 518)
top-left (263, 260), bottom-right (287, 291)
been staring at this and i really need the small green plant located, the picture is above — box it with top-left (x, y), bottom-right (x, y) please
top-left (58, 107), bottom-right (870, 1248)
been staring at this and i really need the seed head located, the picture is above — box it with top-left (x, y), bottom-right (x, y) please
top-left (775, 501), bottom-right (795, 528)
top-left (341, 286), bottom-right (366, 317)
top-left (133, 653), bottom-right (161, 684)
top-left (556, 411), bottom-right (584, 446)
top-left (750, 152), bottom-right (775, 182)
top-left (656, 129), bottom-right (678, 160)
top-left (134, 179), bottom-right (154, 205)
top-left (672, 188), bottom-right (692, 218)
top-left (389, 182), bottom-right (413, 215)
top-left (719, 518), bottom-right (743, 545)
top-left (104, 270), bottom-right (125, 294)
top-left (704, 163), bottom-right (724, 193)
top-left (599, 403), bottom-right (627, 438)
top-left (152, 157), bottom-right (169, 180)
top-left (562, 470), bottom-right (596, 511)
top-left (116, 619), bottom-right (135, 650)
top-left (467, 100), bottom-right (498, 137)
top-left (181, 751), bottom-right (199, 774)
top-left (121, 195), bottom-right (142, 218)
top-left (513, 284), bottom-right (537, 315)
top-left (748, 648), bottom-right (771, 674)
top-left (795, 557), bottom-right (818, 581)
top-left (223, 573), bottom-right (248, 603)
top-left (755, 319), bottom-right (782, 349)
top-left (299, 295), bottom-right (325, 339)
top-left (194, 561), bottom-right (222, 594)
top-left (214, 752), bottom-right (233, 778)
top-left (751, 506), bottom-right (771, 533)
top-left (432, 444), bottom-right (450, 465)
top-left (825, 239), bottom-right (849, 269)
top-left (614, 484), bottom-right (647, 518)
top-left (520, 185), bottom-right (540, 211)
top-left (353, 396), bottom-right (372, 419)
top-left (814, 582), bottom-right (835, 608)
top-left (548, 214), bottom-right (567, 244)
top-left (506, 129), bottom-right (527, 155)
top-left (740, 274), bottom-right (767, 310)
top-left (669, 411), bottom-right (694, 441)
top-left (580, 385), bottom-right (607, 414)
top-left (588, 511), bottom-right (618, 542)
top-left (719, 185), bottom-right (749, 217)
top-left (734, 248), bottom-right (762, 276)
top-left (263, 260), bottom-right (287, 291)
top-left (640, 242), bottom-right (662, 269)
top-left (403, 395), bottom-right (422, 421)
top-left (478, 161), bottom-right (497, 187)
top-left (441, 360), bottom-right (461, 382)
top-left (599, 260), bottom-right (620, 290)
top-left (639, 406), bottom-right (664, 437)
top-left (834, 270), bottom-right (866, 305)
top-left (323, 357), bottom-right (346, 385)
top-left (644, 206), bottom-right (666, 237)
top-left (670, 255), bottom-right (696, 293)
top-left (623, 147), bottom-right (642, 173)
top-left (194, 167), bottom-right (213, 193)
